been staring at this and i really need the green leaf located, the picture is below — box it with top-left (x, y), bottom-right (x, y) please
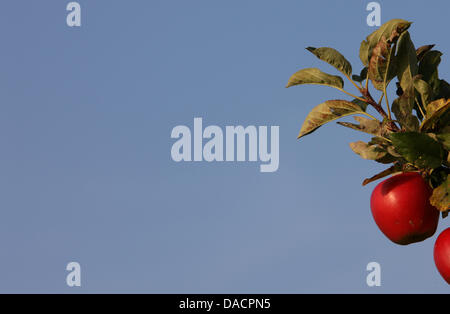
top-left (414, 78), bottom-right (433, 107)
top-left (435, 79), bottom-right (450, 100)
top-left (359, 40), bottom-right (370, 68)
top-left (390, 132), bottom-right (444, 169)
top-left (441, 126), bottom-right (450, 133)
top-left (368, 136), bottom-right (390, 146)
top-left (426, 97), bottom-right (449, 116)
top-left (418, 50), bottom-right (442, 96)
top-left (362, 164), bottom-right (402, 186)
top-left (413, 78), bottom-right (432, 120)
top-left (368, 136), bottom-right (404, 164)
top-left (416, 44), bottom-right (435, 61)
top-left (306, 47), bottom-right (353, 77)
top-left (297, 100), bottom-right (366, 139)
top-left (359, 19), bottom-right (411, 67)
top-left (412, 78), bottom-right (429, 120)
top-left (392, 31), bottom-right (419, 131)
top-left (386, 145), bottom-right (403, 158)
top-left (349, 141), bottom-right (387, 160)
top-left (375, 153), bottom-right (399, 164)
top-left (352, 67), bottom-right (368, 82)
top-left (286, 68), bottom-right (344, 89)
top-left (392, 93), bottom-right (420, 131)
top-left (351, 98), bottom-right (368, 111)
top-left (337, 116), bottom-right (381, 136)
top-left (430, 175), bottom-right (450, 212)
top-left (430, 166), bottom-right (449, 188)
top-left (368, 36), bottom-right (396, 90)
top-left (396, 31), bottom-right (418, 90)
top-left (367, 137), bottom-right (400, 164)
top-left (436, 133), bottom-right (450, 150)
top-left (421, 98), bottom-right (450, 131)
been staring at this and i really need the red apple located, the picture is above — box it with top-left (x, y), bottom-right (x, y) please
top-left (370, 172), bottom-right (439, 245)
top-left (434, 228), bottom-right (450, 284)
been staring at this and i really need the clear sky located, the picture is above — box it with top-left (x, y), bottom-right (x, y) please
top-left (0, 0), bottom-right (448, 293)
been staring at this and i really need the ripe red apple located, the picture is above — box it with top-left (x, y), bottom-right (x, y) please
top-left (434, 228), bottom-right (450, 284)
top-left (370, 172), bottom-right (439, 245)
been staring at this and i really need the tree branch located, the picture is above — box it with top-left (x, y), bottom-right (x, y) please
top-left (361, 87), bottom-right (400, 131)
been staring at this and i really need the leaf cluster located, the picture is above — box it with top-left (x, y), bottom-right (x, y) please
top-left (286, 19), bottom-right (449, 215)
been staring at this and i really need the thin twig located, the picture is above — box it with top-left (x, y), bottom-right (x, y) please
top-left (377, 93), bottom-right (384, 106)
top-left (415, 97), bottom-right (426, 119)
top-left (384, 83), bottom-right (391, 120)
top-left (383, 47), bottom-right (395, 120)
top-left (363, 112), bottom-right (379, 121)
top-left (361, 87), bottom-right (400, 131)
top-left (344, 73), bottom-right (363, 93)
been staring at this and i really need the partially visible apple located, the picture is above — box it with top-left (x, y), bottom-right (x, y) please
top-left (434, 228), bottom-right (450, 284)
top-left (370, 172), bottom-right (440, 245)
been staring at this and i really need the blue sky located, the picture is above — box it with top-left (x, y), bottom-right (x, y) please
top-left (0, 0), bottom-right (448, 293)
